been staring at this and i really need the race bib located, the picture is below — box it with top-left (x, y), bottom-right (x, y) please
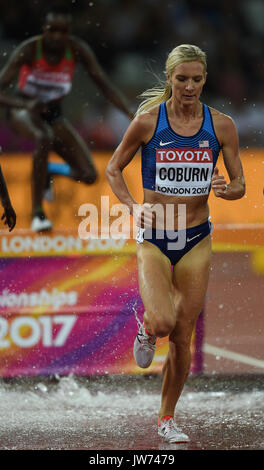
top-left (155, 148), bottom-right (213, 196)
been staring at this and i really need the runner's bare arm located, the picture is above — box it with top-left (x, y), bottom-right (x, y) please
top-left (0, 40), bottom-right (35, 108)
top-left (106, 113), bottom-right (152, 213)
top-left (72, 37), bottom-right (133, 119)
top-left (212, 114), bottom-right (245, 200)
top-left (0, 165), bottom-right (16, 231)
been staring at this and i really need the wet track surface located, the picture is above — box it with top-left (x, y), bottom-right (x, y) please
top-left (0, 374), bottom-right (263, 451)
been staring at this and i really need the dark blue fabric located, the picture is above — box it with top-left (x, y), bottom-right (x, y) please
top-left (143, 219), bottom-right (211, 265)
top-left (141, 102), bottom-right (221, 191)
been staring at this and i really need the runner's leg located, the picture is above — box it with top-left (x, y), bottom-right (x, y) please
top-left (8, 108), bottom-right (53, 215)
top-left (136, 240), bottom-right (179, 338)
top-left (52, 118), bottom-right (97, 184)
top-left (159, 234), bottom-right (212, 419)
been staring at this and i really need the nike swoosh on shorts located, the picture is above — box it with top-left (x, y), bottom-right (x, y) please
top-left (186, 232), bottom-right (202, 242)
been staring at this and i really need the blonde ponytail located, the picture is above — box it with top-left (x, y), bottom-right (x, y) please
top-left (136, 81), bottom-right (172, 116)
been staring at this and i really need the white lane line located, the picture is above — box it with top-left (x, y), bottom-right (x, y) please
top-left (203, 343), bottom-right (264, 369)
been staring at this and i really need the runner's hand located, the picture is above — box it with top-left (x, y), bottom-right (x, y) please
top-left (132, 203), bottom-right (155, 228)
top-left (1, 204), bottom-right (16, 231)
top-left (211, 167), bottom-right (228, 197)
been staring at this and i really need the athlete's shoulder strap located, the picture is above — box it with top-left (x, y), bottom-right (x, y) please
top-left (202, 104), bottom-right (216, 136)
top-left (65, 44), bottom-right (73, 60)
top-left (156, 101), bottom-right (169, 133)
top-left (35, 36), bottom-right (42, 60)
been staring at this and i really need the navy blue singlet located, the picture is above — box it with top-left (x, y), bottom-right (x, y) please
top-left (141, 102), bottom-right (221, 196)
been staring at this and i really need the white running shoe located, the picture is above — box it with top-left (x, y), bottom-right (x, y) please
top-left (133, 323), bottom-right (156, 368)
top-left (31, 215), bottom-right (53, 232)
top-left (158, 416), bottom-right (190, 443)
